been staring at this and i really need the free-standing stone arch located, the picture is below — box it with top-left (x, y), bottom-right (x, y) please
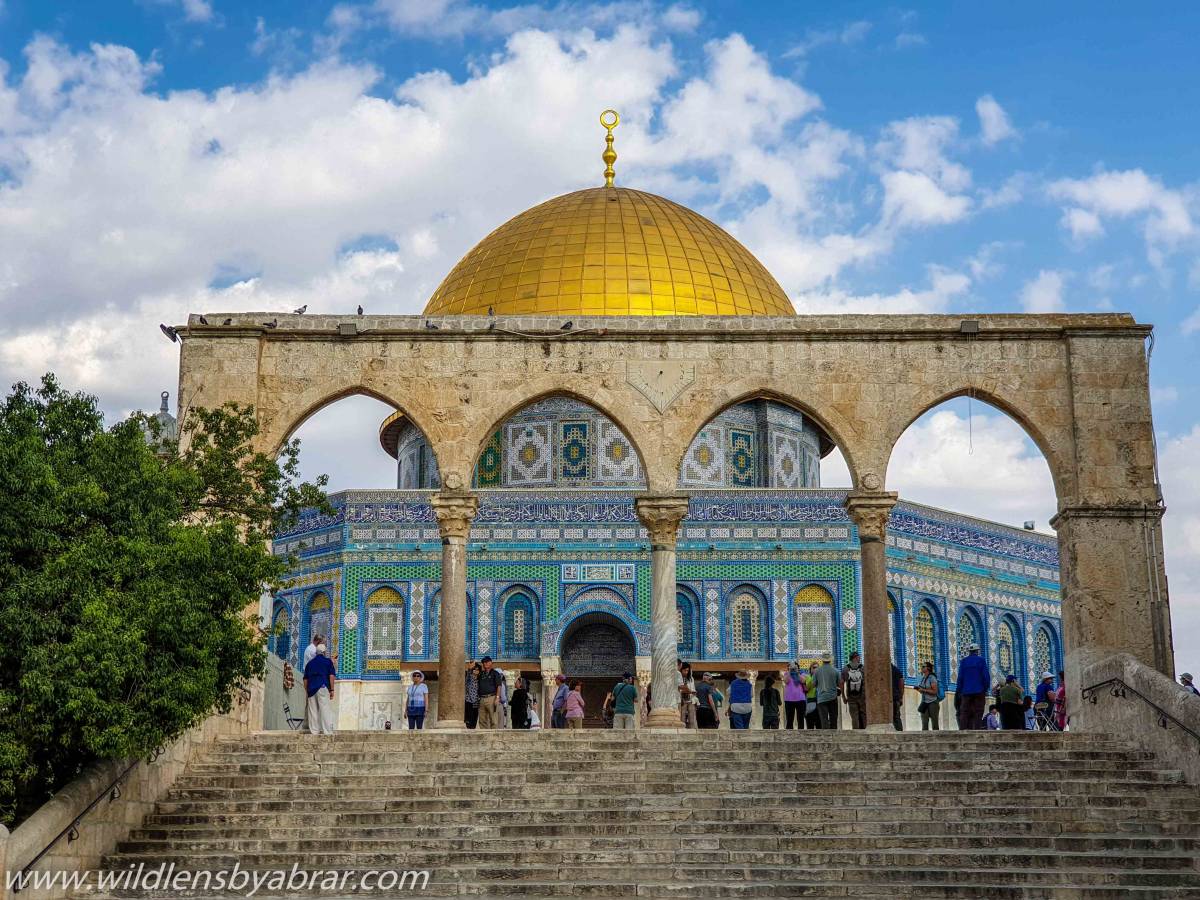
top-left (175, 311), bottom-right (1173, 729)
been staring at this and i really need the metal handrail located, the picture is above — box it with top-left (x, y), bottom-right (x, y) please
top-left (13, 746), bottom-right (164, 893)
top-left (1081, 677), bottom-right (1200, 749)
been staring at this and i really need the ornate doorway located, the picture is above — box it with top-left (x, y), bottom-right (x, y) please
top-left (560, 612), bottom-right (636, 727)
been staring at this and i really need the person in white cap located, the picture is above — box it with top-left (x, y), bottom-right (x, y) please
top-left (303, 643), bottom-right (336, 735)
top-left (955, 644), bottom-right (990, 731)
top-left (1181, 673), bottom-right (1200, 697)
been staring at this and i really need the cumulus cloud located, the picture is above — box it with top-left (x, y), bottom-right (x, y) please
top-left (874, 116), bottom-right (972, 228)
top-left (1160, 426), bottom-right (1200, 678)
top-left (975, 94), bottom-right (1016, 145)
top-left (794, 265), bottom-right (970, 315)
top-left (886, 405), bottom-right (1057, 530)
top-left (1048, 169), bottom-right (1196, 265)
top-left (1019, 270), bottom-right (1067, 312)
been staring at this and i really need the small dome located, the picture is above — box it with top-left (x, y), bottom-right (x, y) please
top-left (423, 187), bottom-right (795, 317)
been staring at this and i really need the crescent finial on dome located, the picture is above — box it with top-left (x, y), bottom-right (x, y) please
top-left (600, 109), bottom-right (619, 187)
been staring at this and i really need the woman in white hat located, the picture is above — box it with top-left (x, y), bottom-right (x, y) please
top-left (406, 671), bottom-right (429, 730)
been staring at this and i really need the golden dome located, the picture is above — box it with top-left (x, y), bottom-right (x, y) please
top-left (423, 187), bottom-right (795, 317)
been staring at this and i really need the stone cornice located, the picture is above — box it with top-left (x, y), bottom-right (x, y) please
top-left (179, 312), bottom-right (1150, 343)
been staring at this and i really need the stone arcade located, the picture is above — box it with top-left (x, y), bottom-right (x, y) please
top-left (175, 177), bottom-right (1172, 732)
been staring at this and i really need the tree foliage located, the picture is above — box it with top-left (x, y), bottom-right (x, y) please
top-left (0, 375), bottom-right (328, 826)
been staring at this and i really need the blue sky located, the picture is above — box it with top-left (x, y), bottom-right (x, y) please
top-left (1, 1), bottom-right (1198, 670)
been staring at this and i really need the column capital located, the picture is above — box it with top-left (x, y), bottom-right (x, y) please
top-left (634, 493), bottom-right (690, 548)
top-left (431, 491), bottom-right (479, 540)
top-left (845, 490), bottom-right (899, 543)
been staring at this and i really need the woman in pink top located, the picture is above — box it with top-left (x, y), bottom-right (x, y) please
top-left (565, 680), bottom-right (586, 729)
top-left (782, 665), bottom-right (807, 730)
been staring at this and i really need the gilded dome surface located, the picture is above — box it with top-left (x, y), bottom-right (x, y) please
top-left (423, 187), bottom-right (795, 317)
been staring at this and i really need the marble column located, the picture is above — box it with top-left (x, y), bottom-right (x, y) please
top-left (635, 494), bottom-right (691, 729)
top-left (431, 491), bottom-right (479, 729)
top-left (635, 656), bottom-right (652, 728)
top-left (539, 655), bottom-right (560, 728)
top-left (746, 669), bottom-right (760, 730)
top-left (845, 490), bottom-right (899, 731)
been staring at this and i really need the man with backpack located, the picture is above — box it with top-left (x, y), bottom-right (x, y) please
top-left (840, 651), bottom-right (867, 729)
top-left (609, 672), bottom-right (639, 729)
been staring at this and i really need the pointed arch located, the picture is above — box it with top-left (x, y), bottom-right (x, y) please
top-left (1033, 620), bottom-right (1062, 678)
top-left (883, 386), bottom-right (1072, 501)
top-left (913, 600), bottom-right (947, 683)
top-left (995, 613), bottom-right (1025, 686)
top-left (724, 584), bottom-right (769, 658)
top-left (269, 600), bottom-right (291, 662)
top-left (672, 389), bottom-right (858, 490)
top-left (676, 586), bottom-right (701, 659)
top-left (955, 605), bottom-right (985, 665)
top-left (466, 391), bottom-right (649, 490)
top-left (793, 584), bottom-right (835, 659)
top-left (499, 586), bottom-right (539, 659)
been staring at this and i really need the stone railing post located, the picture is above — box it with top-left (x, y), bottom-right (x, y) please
top-left (635, 493), bottom-right (691, 729)
top-left (431, 490), bottom-right (479, 729)
top-left (846, 490), bottom-right (899, 731)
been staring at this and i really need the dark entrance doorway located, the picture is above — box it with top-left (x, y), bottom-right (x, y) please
top-left (560, 612), bottom-right (636, 727)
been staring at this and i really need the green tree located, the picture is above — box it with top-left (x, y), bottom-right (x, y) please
top-left (0, 374), bottom-right (328, 826)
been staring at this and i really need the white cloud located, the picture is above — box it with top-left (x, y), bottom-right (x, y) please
top-left (979, 172), bottom-right (1029, 209)
top-left (877, 116), bottom-right (969, 191)
top-left (794, 265), bottom-right (970, 314)
top-left (181, 0), bottom-right (214, 22)
top-left (880, 170), bottom-right (971, 227)
top-left (784, 20), bottom-right (872, 57)
top-left (333, 0), bottom-right (699, 40)
top-left (1061, 207), bottom-right (1104, 241)
top-left (1048, 169), bottom-right (1196, 265)
top-left (1019, 269), bottom-right (1067, 312)
top-left (290, 394), bottom-right (399, 491)
top-left (975, 94), bottom-right (1016, 145)
top-left (887, 405), bottom-right (1057, 530)
top-left (1160, 426), bottom-right (1200, 680)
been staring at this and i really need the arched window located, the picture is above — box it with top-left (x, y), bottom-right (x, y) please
top-left (794, 585), bottom-right (834, 658)
top-left (888, 592), bottom-right (903, 668)
top-left (915, 604), bottom-right (940, 679)
top-left (1034, 622), bottom-right (1059, 677)
top-left (270, 602), bottom-right (291, 662)
top-left (677, 592), bottom-right (697, 657)
top-left (502, 591), bottom-right (538, 658)
top-left (306, 591), bottom-right (332, 653)
top-left (956, 609), bottom-right (982, 661)
top-left (729, 590), bottom-right (765, 656)
top-left (996, 615), bottom-right (1024, 686)
top-left (366, 586), bottom-right (405, 657)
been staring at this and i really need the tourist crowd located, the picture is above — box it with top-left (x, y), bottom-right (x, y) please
top-left (295, 632), bottom-right (1072, 734)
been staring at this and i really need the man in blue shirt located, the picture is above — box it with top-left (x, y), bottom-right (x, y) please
top-left (955, 644), bottom-right (990, 731)
top-left (303, 643), bottom-right (337, 735)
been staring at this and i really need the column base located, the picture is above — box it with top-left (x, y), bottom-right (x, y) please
top-left (646, 707), bottom-right (683, 729)
top-left (432, 719), bottom-right (467, 730)
top-left (865, 723), bottom-right (895, 734)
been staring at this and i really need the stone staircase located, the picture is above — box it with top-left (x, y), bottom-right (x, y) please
top-left (85, 730), bottom-right (1200, 898)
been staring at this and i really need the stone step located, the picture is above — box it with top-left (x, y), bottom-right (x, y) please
top-left (175, 763), bottom-right (1171, 782)
top-left (116, 832), bottom-right (1200, 855)
top-left (160, 780), bottom-right (1189, 804)
top-left (94, 859), bottom-right (1200, 889)
top-left (124, 820), bottom-right (1200, 843)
